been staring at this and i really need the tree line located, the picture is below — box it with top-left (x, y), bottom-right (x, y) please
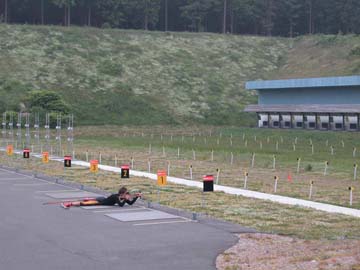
top-left (1, 0), bottom-right (359, 36)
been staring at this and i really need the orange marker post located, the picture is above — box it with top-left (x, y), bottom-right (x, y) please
top-left (6, 145), bottom-right (13, 156)
top-left (90, 160), bottom-right (99, 173)
top-left (42, 152), bottom-right (49, 163)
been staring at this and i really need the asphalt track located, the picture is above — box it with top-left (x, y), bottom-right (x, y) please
top-left (0, 167), bottom-right (255, 270)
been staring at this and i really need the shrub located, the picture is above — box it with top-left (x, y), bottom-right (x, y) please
top-left (305, 164), bottom-right (313, 172)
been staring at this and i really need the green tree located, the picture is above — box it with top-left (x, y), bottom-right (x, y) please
top-left (27, 91), bottom-right (70, 114)
top-left (180, 0), bottom-right (217, 32)
top-left (52, 0), bottom-right (77, 26)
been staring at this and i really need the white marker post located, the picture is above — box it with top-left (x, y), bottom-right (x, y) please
top-left (177, 147), bottom-right (180, 158)
top-left (86, 150), bottom-right (89, 162)
top-left (244, 172), bottom-right (248, 189)
top-left (267, 136), bottom-right (270, 143)
top-left (189, 165), bottom-right (193, 180)
top-left (260, 141), bottom-right (263, 150)
top-left (131, 157), bottom-right (134, 169)
top-left (216, 168), bottom-right (220, 185)
top-left (230, 152), bottom-right (234, 165)
top-left (148, 159), bottom-right (151, 173)
top-left (251, 152), bottom-right (255, 168)
top-left (167, 161), bottom-right (170, 176)
top-left (162, 145), bottom-right (166, 157)
top-left (245, 140), bottom-right (248, 147)
top-left (280, 136), bottom-right (283, 143)
top-left (294, 137), bottom-right (298, 144)
top-left (230, 138), bottom-right (233, 147)
top-left (349, 187), bottom-right (354, 206)
top-left (330, 146), bottom-right (334, 155)
top-left (273, 155), bottom-right (276, 170)
top-left (274, 176), bottom-right (279, 193)
top-left (354, 164), bottom-right (358, 181)
top-left (242, 133), bottom-right (245, 140)
top-left (115, 154), bottom-right (117, 167)
top-left (311, 144), bottom-right (314, 155)
top-left (192, 149), bottom-right (196, 160)
top-left (211, 149), bottom-right (214, 162)
top-left (341, 140), bottom-right (345, 148)
top-left (353, 147), bottom-right (357, 158)
top-left (254, 135), bottom-right (257, 142)
top-left (309, 181), bottom-right (314, 199)
top-left (324, 161), bottom-right (329, 176)
top-left (293, 143), bottom-right (296, 151)
top-left (276, 141), bottom-right (279, 151)
top-left (99, 152), bottom-right (102, 164)
top-left (148, 143), bottom-right (152, 154)
top-left (296, 157), bottom-right (301, 174)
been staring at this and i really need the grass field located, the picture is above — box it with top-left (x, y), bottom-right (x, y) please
top-left (1, 125), bottom-right (360, 241)
top-left (1, 24), bottom-right (360, 126)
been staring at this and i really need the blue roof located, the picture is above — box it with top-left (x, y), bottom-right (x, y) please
top-left (246, 75), bottom-right (360, 90)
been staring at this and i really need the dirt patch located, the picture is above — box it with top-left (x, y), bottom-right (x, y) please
top-left (216, 233), bottom-right (360, 270)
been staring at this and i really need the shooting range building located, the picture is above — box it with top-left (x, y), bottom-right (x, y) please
top-left (244, 75), bottom-right (360, 131)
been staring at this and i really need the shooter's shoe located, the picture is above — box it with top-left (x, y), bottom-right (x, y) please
top-left (61, 202), bottom-right (72, 209)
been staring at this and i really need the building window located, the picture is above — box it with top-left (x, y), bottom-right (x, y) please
top-left (263, 121), bottom-right (268, 126)
top-left (322, 123), bottom-right (328, 129)
top-left (335, 123), bottom-right (342, 129)
top-left (309, 122), bottom-right (315, 128)
top-left (350, 124), bottom-right (357, 130)
top-left (273, 121), bottom-right (279, 127)
top-left (296, 122), bottom-right (302, 127)
top-left (284, 121), bottom-right (290, 127)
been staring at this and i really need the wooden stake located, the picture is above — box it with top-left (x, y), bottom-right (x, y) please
top-left (251, 153), bottom-right (255, 168)
top-left (189, 165), bottom-right (193, 180)
top-left (354, 164), bottom-right (357, 180)
top-left (273, 155), bottom-right (276, 170)
top-left (324, 161), bottom-right (329, 175)
top-left (309, 181), bottom-right (314, 199)
top-left (349, 187), bottom-right (354, 206)
top-left (297, 157), bottom-right (301, 174)
top-left (274, 176), bottom-right (278, 193)
top-left (230, 152), bottom-right (233, 165)
top-left (216, 168), bottom-right (220, 185)
top-left (244, 172), bottom-right (248, 189)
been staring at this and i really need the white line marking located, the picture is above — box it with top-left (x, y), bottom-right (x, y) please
top-left (36, 189), bottom-right (78, 193)
top-left (0, 178), bottom-right (32, 181)
top-left (133, 220), bottom-right (193, 226)
top-left (93, 207), bottom-right (147, 213)
top-left (13, 183), bottom-right (56, 186)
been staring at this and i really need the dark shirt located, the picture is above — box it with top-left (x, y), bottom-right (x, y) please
top-left (97, 194), bottom-right (138, 207)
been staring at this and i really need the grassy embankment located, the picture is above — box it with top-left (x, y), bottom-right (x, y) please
top-left (1, 24), bottom-right (360, 126)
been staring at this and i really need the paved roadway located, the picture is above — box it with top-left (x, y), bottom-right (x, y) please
top-left (0, 167), bottom-right (254, 270)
